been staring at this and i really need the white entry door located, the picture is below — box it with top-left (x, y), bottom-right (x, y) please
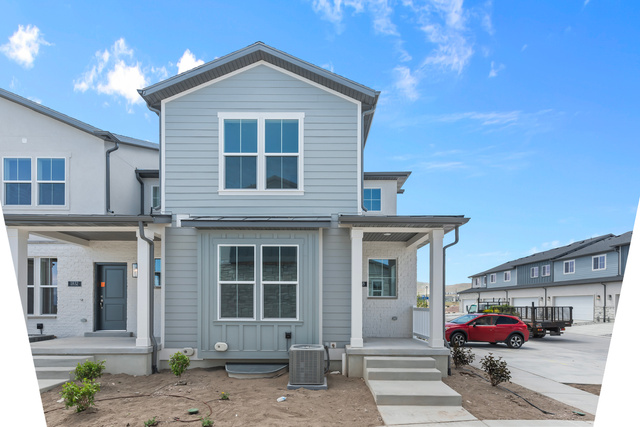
top-left (555, 295), bottom-right (594, 321)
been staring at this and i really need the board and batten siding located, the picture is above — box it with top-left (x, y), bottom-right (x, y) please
top-left (486, 268), bottom-right (517, 288)
top-left (164, 227), bottom-right (199, 348)
top-left (517, 261), bottom-right (553, 286)
top-left (163, 64), bottom-right (360, 216)
top-left (322, 226), bottom-right (351, 347)
top-left (554, 251), bottom-right (619, 282)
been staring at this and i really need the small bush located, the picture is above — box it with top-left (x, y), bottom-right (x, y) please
top-left (480, 353), bottom-right (511, 386)
top-left (451, 344), bottom-right (475, 369)
top-left (220, 391), bottom-right (230, 400)
top-left (73, 359), bottom-right (105, 381)
top-left (169, 351), bottom-right (190, 378)
top-left (60, 379), bottom-right (101, 412)
top-left (144, 416), bottom-right (158, 426)
top-left (201, 416), bottom-right (213, 427)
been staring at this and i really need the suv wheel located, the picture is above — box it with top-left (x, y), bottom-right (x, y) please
top-left (506, 333), bottom-right (523, 349)
top-left (450, 332), bottom-right (466, 347)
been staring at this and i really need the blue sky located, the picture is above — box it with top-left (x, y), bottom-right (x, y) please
top-left (1, 0), bottom-right (637, 285)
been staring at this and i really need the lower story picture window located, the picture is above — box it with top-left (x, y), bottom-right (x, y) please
top-left (369, 259), bottom-right (397, 297)
top-left (263, 284), bottom-right (297, 318)
top-left (220, 284), bottom-right (254, 318)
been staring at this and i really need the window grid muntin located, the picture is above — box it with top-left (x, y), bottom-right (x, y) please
top-left (36, 158), bottom-right (65, 206)
top-left (218, 245), bottom-right (256, 320)
top-left (363, 188), bottom-right (381, 211)
top-left (261, 245), bottom-right (299, 320)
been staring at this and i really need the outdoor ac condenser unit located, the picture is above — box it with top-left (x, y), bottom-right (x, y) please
top-left (288, 344), bottom-right (326, 389)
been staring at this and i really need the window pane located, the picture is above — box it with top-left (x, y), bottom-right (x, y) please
top-left (27, 287), bottom-right (34, 315)
top-left (237, 246), bottom-right (255, 281)
top-left (280, 247), bottom-right (297, 281)
top-left (370, 200), bottom-right (381, 211)
top-left (262, 246), bottom-right (280, 281)
top-left (265, 120), bottom-right (298, 154)
top-left (5, 183), bottom-right (31, 205)
top-left (220, 284), bottom-right (253, 318)
top-left (263, 284), bottom-right (297, 318)
top-left (369, 259), bottom-right (396, 297)
top-left (18, 158), bottom-right (31, 180)
top-left (219, 246), bottom-right (236, 281)
top-left (37, 158), bottom-right (52, 181)
top-left (152, 186), bottom-right (160, 208)
top-left (39, 183), bottom-right (65, 205)
top-left (266, 156), bottom-right (297, 189)
top-left (219, 246), bottom-right (254, 281)
top-left (27, 258), bottom-right (34, 315)
top-left (224, 120), bottom-right (241, 153)
top-left (51, 159), bottom-right (65, 181)
top-left (225, 156), bottom-right (256, 189)
top-left (40, 258), bottom-right (58, 286)
top-left (4, 158), bottom-right (17, 180)
top-left (41, 287), bottom-right (57, 315)
top-left (282, 120), bottom-right (298, 153)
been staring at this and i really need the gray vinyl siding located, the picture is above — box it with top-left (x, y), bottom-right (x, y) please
top-left (164, 227), bottom-right (199, 348)
top-left (486, 269), bottom-right (517, 288)
top-left (620, 245), bottom-right (629, 275)
top-left (163, 64), bottom-right (360, 216)
top-left (517, 261), bottom-right (553, 286)
top-left (322, 226), bottom-right (351, 347)
top-left (554, 252), bottom-right (619, 282)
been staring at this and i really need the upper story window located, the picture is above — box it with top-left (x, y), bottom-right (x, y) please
top-left (592, 254), bottom-right (606, 271)
top-left (541, 264), bottom-right (551, 277)
top-left (504, 271), bottom-right (511, 282)
top-left (364, 188), bottom-right (381, 211)
top-left (483, 276), bottom-right (487, 285)
top-left (564, 260), bottom-right (575, 274)
top-left (4, 158), bottom-right (31, 205)
top-left (530, 266), bottom-right (539, 278)
top-left (2, 157), bottom-right (66, 207)
top-left (489, 273), bottom-right (496, 284)
top-left (219, 113), bottom-right (303, 194)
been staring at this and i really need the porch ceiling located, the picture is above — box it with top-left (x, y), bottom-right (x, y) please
top-left (364, 232), bottom-right (418, 242)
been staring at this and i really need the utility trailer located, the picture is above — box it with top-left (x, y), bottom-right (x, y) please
top-left (467, 299), bottom-right (573, 338)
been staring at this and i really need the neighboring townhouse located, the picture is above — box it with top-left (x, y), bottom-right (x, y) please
top-left (6, 42), bottom-right (469, 378)
top-left (137, 42), bottom-right (468, 377)
top-left (1, 88), bottom-right (166, 372)
top-left (462, 231), bottom-right (632, 322)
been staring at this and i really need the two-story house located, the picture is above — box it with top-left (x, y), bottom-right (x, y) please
top-left (462, 231), bottom-right (631, 322)
top-left (6, 43), bottom-right (469, 379)
top-left (1, 88), bottom-right (167, 374)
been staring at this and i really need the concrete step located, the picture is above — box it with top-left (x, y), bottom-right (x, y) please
top-left (367, 380), bottom-right (462, 406)
top-left (84, 331), bottom-right (132, 337)
top-left (32, 355), bottom-right (94, 368)
top-left (365, 367), bottom-right (442, 382)
top-left (35, 366), bottom-right (75, 381)
top-left (38, 378), bottom-right (69, 393)
top-left (364, 356), bottom-right (436, 370)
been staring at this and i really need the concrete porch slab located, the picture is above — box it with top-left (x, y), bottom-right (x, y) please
top-left (377, 405), bottom-right (477, 425)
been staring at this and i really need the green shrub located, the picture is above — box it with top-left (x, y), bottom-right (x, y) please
top-left (60, 379), bottom-right (101, 412)
top-left (451, 344), bottom-right (475, 369)
top-left (480, 353), bottom-right (511, 386)
top-left (73, 359), bottom-right (105, 381)
top-left (169, 351), bottom-right (190, 378)
top-left (201, 416), bottom-right (213, 427)
top-left (220, 391), bottom-right (230, 400)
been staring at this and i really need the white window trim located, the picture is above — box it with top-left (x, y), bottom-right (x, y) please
top-left (530, 266), bottom-right (539, 278)
top-left (260, 244), bottom-right (299, 321)
top-left (217, 112), bottom-right (305, 196)
top-left (564, 260), bottom-right (575, 275)
top-left (363, 187), bottom-right (382, 211)
top-left (27, 257), bottom-right (58, 318)
top-left (541, 264), bottom-right (551, 277)
top-left (367, 258), bottom-right (398, 298)
top-left (504, 271), bottom-right (511, 282)
top-left (217, 244), bottom-right (257, 321)
top-left (1, 155), bottom-right (70, 210)
top-left (592, 254), bottom-right (606, 271)
top-left (489, 273), bottom-right (496, 284)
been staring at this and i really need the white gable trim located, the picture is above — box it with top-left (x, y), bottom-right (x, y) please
top-left (162, 60), bottom-right (361, 106)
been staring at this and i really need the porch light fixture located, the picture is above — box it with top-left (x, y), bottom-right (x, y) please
top-left (596, 295), bottom-right (601, 300)
top-left (132, 263), bottom-right (138, 278)
top-left (608, 295), bottom-right (612, 300)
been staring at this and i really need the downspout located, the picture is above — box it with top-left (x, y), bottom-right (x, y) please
top-left (360, 107), bottom-right (377, 213)
top-left (135, 170), bottom-right (145, 215)
top-left (138, 221), bottom-right (158, 373)
top-left (105, 141), bottom-right (120, 214)
top-left (442, 226), bottom-right (460, 375)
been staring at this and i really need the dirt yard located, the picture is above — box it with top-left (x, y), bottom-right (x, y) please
top-left (41, 365), bottom-right (598, 425)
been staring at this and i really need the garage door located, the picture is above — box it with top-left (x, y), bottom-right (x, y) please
top-left (555, 295), bottom-right (594, 321)
top-left (513, 297), bottom-right (538, 307)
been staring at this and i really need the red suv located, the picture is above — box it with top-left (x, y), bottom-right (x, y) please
top-left (445, 313), bottom-right (530, 349)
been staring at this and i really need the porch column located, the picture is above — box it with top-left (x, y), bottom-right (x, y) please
top-left (7, 228), bottom-right (28, 321)
top-left (429, 229), bottom-right (445, 348)
top-left (350, 229), bottom-right (364, 348)
top-left (136, 226), bottom-right (154, 347)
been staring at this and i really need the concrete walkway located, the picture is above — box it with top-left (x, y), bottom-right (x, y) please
top-left (377, 323), bottom-right (611, 426)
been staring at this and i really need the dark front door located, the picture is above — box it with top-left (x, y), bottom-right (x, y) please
top-left (96, 264), bottom-right (127, 330)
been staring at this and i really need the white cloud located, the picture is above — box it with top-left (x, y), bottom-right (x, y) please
top-left (74, 38), bottom-right (170, 111)
top-left (27, 97), bottom-right (42, 104)
top-left (488, 61), bottom-right (505, 78)
top-left (393, 66), bottom-right (419, 100)
top-left (521, 44), bottom-right (528, 52)
top-left (177, 49), bottom-right (204, 74)
top-left (434, 110), bottom-right (521, 126)
top-left (0, 25), bottom-right (51, 68)
top-left (321, 61), bottom-right (335, 72)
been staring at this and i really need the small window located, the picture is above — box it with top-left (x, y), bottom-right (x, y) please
top-left (542, 264), bottom-right (551, 277)
top-left (154, 258), bottom-right (161, 287)
top-left (496, 316), bottom-right (519, 325)
top-left (39, 258), bottom-right (58, 315)
top-left (368, 259), bottom-right (397, 297)
top-left (504, 271), bottom-right (511, 282)
top-left (530, 266), bottom-right (539, 278)
top-left (364, 188), bottom-right (381, 211)
top-left (3, 158), bottom-right (32, 205)
top-left (219, 246), bottom-right (255, 319)
top-left (151, 186), bottom-right (160, 209)
top-left (564, 260), bottom-right (575, 274)
top-left (37, 158), bottom-right (65, 205)
top-left (592, 255), bottom-right (606, 271)
top-left (489, 273), bottom-right (496, 284)
top-left (27, 258), bottom-right (34, 315)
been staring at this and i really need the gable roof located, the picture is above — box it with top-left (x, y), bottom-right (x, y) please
top-left (470, 233), bottom-right (614, 277)
top-left (0, 88), bottom-right (158, 150)
top-left (556, 231), bottom-right (632, 260)
top-left (137, 42), bottom-right (381, 143)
